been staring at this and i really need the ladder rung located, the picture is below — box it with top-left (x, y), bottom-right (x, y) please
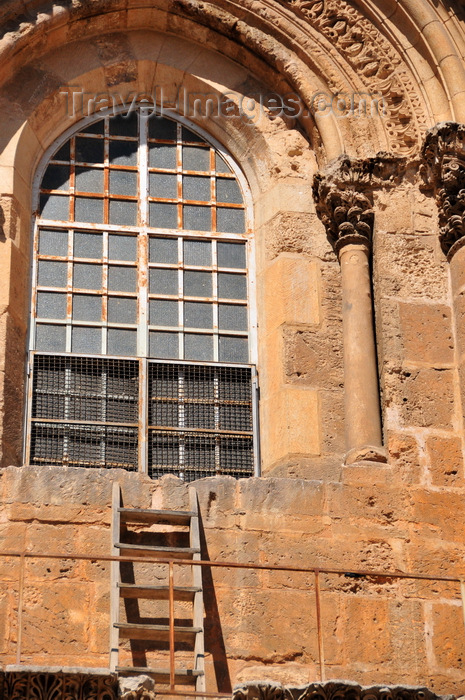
top-left (115, 622), bottom-right (201, 642)
top-left (116, 666), bottom-right (203, 684)
top-left (119, 508), bottom-right (194, 525)
top-left (118, 583), bottom-right (201, 601)
top-left (115, 543), bottom-right (199, 559)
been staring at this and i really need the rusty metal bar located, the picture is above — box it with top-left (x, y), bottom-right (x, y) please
top-left (169, 560), bottom-right (176, 690)
top-left (16, 554), bottom-right (25, 664)
top-left (314, 569), bottom-right (325, 682)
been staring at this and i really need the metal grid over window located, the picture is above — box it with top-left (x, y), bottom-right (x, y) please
top-left (27, 111), bottom-right (258, 477)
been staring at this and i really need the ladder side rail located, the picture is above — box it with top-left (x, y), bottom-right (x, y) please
top-left (109, 481), bottom-right (122, 672)
top-left (189, 487), bottom-right (206, 693)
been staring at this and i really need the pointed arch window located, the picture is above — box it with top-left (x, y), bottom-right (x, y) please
top-left (25, 111), bottom-right (259, 480)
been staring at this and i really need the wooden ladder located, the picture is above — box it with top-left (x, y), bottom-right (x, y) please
top-left (110, 483), bottom-right (205, 691)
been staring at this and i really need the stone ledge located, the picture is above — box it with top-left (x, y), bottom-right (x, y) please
top-left (232, 681), bottom-right (456, 700)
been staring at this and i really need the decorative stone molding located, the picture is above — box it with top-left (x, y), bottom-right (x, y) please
top-left (0, 670), bottom-right (118, 700)
top-left (232, 681), bottom-right (456, 700)
top-left (421, 122), bottom-right (465, 258)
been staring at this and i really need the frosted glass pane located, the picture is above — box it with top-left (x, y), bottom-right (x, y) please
top-left (218, 304), bottom-right (247, 331)
top-left (150, 268), bottom-right (178, 295)
top-left (184, 302), bottom-right (213, 328)
top-left (109, 200), bottom-right (137, 226)
top-left (41, 165), bottom-right (69, 191)
top-left (219, 335), bottom-right (248, 363)
top-left (72, 326), bottom-right (102, 354)
top-left (108, 297), bottom-right (137, 324)
top-left (36, 324), bottom-right (66, 352)
top-left (182, 127), bottom-right (205, 143)
top-left (109, 235), bottom-right (137, 261)
top-left (108, 329), bottom-right (137, 356)
top-left (110, 170), bottom-right (138, 196)
top-left (184, 334), bottom-right (214, 361)
top-left (183, 176), bottom-right (210, 202)
top-left (217, 241), bottom-right (246, 269)
top-left (149, 237), bottom-right (178, 263)
top-left (149, 117), bottom-right (177, 140)
top-left (150, 300), bottom-right (179, 326)
top-left (38, 261), bottom-right (68, 288)
top-left (36, 292), bottom-right (67, 319)
top-left (184, 271), bottom-right (212, 297)
top-left (109, 113), bottom-right (138, 137)
top-left (183, 205), bottom-right (211, 231)
top-left (74, 231), bottom-right (102, 259)
top-left (216, 178), bottom-right (243, 204)
top-left (217, 208), bottom-right (245, 233)
top-left (182, 146), bottom-right (210, 172)
top-left (73, 263), bottom-right (102, 290)
top-left (215, 153), bottom-right (231, 173)
top-left (149, 173), bottom-right (177, 198)
top-left (75, 137), bottom-right (104, 164)
top-left (183, 239), bottom-right (211, 266)
top-left (73, 294), bottom-right (101, 322)
top-left (109, 140), bottom-right (138, 166)
top-left (218, 273), bottom-right (247, 299)
top-left (108, 266), bottom-right (137, 293)
top-left (75, 167), bottom-right (104, 193)
top-left (74, 197), bottom-right (104, 224)
top-left (149, 331), bottom-right (179, 359)
top-left (40, 194), bottom-right (69, 221)
top-left (149, 202), bottom-right (178, 228)
top-left (39, 229), bottom-right (68, 257)
top-left (149, 143), bottom-right (176, 169)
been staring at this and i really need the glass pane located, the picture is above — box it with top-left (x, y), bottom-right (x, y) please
top-left (38, 261), bottom-right (68, 288)
top-left (109, 113), bottom-right (138, 137)
top-left (75, 167), bottom-right (104, 193)
top-left (72, 326), bottom-right (102, 354)
top-left (215, 153), bottom-right (231, 173)
top-left (36, 324), bottom-right (66, 352)
top-left (150, 268), bottom-right (178, 295)
top-left (219, 335), bottom-right (249, 363)
top-left (149, 173), bottom-right (178, 198)
top-left (149, 331), bottom-right (179, 359)
top-left (217, 241), bottom-right (246, 269)
top-left (183, 205), bottom-right (211, 231)
top-left (36, 292), bottom-right (67, 319)
top-left (108, 297), bottom-right (137, 324)
top-left (53, 141), bottom-right (71, 161)
top-left (149, 143), bottom-right (176, 169)
top-left (183, 176), bottom-right (210, 202)
top-left (182, 146), bottom-right (210, 172)
top-left (40, 194), bottom-right (69, 221)
top-left (39, 229), bottom-right (68, 257)
top-left (150, 300), bottom-right (179, 326)
top-left (149, 117), bottom-right (177, 140)
top-left (149, 202), bottom-right (178, 228)
top-left (183, 239), bottom-right (211, 266)
top-left (41, 165), bottom-right (69, 191)
top-left (73, 263), bottom-right (102, 290)
top-left (109, 170), bottom-right (138, 196)
top-left (73, 294), bottom-right (102, 322)
top-left (218, 303), bottom-right (248, 331)
top-left (184, 334), bottom-right (214, 361)
top-left (217, 207), bottom-right (245, 233)
top-left (109, 140), bottom-right (138, 166)
top-left (184, 271), bottom-right (212, 297)
top-left (184, 302), bottom-right (213, 328)
top-left (80, 121), bottom-right (104, 135)
top-left (216, 178), bottom-right (243, 204)
top-left (218, 272), bottom-right (247, 299)
top-left (75, 137), bottom-right (104, 164)
top-left (109, 200), bottom-right (138, 226)
top-left (108, 266), bottom-right (137, 293)
top-left (74, 231), bottom-right (102, 259)
top-left (149, 237), bottom-right (178, 263)
top-left (74, 197), bottom-right (104, 224)
top-left (108, 235), bottom-right (137, 261)
top-left (182, 127), bottom-right (205, 143)
top-left (108, 329), bottom-right (137, 356)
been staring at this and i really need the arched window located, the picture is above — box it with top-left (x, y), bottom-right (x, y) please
top-left (25, 111), bottom-right (258, 481)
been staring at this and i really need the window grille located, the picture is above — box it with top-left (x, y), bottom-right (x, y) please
top-left (26, 111), bottom-right (258, 478)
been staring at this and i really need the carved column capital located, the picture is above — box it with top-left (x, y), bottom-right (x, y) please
top-left (421, 122), bottom-right (465, 258)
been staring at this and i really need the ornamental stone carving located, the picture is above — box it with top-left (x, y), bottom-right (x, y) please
top-left (0, 671), bottom-right (118, 700)
top-left (232, 681), bottom-right (456, 700)
top-left (421, 122), bottom-right (465, 258)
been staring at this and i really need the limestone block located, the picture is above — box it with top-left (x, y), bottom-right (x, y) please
top-left (343, 597), bottom-right (392, 664)
top-left (426, 435), bottom-right (464, 487)
top-left (391, 368), bottom-right (455, 429)
top-left (386, 432), bottom-right (422, 485)
top-left (430, 601), bottom-right (465, 669)
top-left (399, 303), bottom-right (453, 366)
top-left (263, 255), bottom-right (320, 331)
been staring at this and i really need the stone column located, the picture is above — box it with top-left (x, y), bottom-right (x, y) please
top-left (314, 159), bottom-right (387, 464)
